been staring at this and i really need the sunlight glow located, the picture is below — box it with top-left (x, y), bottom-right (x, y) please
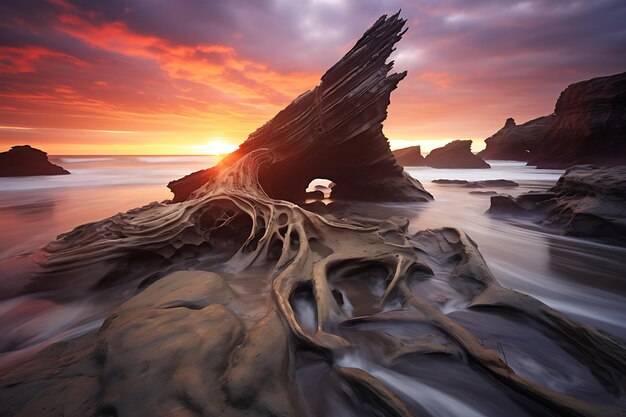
top-left (195, 139), bottom-right (239, 155)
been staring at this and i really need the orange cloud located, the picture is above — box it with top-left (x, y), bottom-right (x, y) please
top-left (0, 46), bottom-right (86, 73)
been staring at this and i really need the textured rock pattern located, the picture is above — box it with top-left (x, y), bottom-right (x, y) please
top-left (527, 72), bottom-right (626, 168)
top-left (168, 14), bottom-right (431, 203)
top-left (488, 165), bottom-right (626, 244)
top-left (424, 140), bottom-right (490, 169)
top-left (0, 145), bottom-right (69, 176)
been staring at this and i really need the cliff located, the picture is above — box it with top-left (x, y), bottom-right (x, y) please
top-left (478, 116), bottom-right (554, 161)
top-left (527, 72), bottom-right (626, 168)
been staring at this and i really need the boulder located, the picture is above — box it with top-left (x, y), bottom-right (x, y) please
top-left (424, 140), bottom-right (490, 169)
top-left (478, 116), bottom-right (555, 161)
top-left (392, 145), bottom-right (426, 166)
top-left (0, 145), bottom-right (69, 177)
top-left (527, 72), bottom-right (626, 168)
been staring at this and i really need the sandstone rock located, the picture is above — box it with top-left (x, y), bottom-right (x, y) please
top-left (0, 145), bottom-right (69, 177)
top-left (168, 14), bottom-right (432, 203)
top-left (424, 140), bottom-right (490, 169)
top-left (392, 145), bottom-right (426, 166)
top-left (527, 72), bottom-right (626, 168)
top-left (478, 116), bottom-right (554, 161)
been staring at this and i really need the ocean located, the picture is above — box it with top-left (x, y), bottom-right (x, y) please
top-left (0, 156), bottom-right (624, 370)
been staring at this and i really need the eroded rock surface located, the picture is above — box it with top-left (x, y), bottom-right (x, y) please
top-left (488, 165), bottom-right (626, 244)
top-left (0, 145), bottom-right (69, 177)
top-left (478, 116), bottom-right (554, 161)
top-left (1, 14), bottom-right (625, 417)
top-left (392, 145), bottom-right (426, 166)
top-left (527, 72), bottom-right (626, 168)
top-left (168, 14), bottom-right (431, 203)
top-left (424, 140), bottom-right (490, 169)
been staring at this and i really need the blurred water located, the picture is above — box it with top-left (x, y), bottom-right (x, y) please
top-left (0, 157), bottom-right (624, 374)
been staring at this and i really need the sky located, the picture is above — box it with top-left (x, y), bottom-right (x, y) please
top-left (1, 0), bottom-right (625, 155)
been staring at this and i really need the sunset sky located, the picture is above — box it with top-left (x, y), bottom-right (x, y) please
top-left (1, 0), bottom-right (625, 155)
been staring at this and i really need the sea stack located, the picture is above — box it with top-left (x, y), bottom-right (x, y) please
top-left (168, 14), bottom-right (432, 203)
top-left (392, 145), bottom-right (426, 166)
top-left (0, 145), bottom-right (69, 177)
top-left (527, 72), bottom-right (626, 168)
top-left (425, 140), bottom-right (490, 169)
top-left (478, 116), bottom-right (554, 161)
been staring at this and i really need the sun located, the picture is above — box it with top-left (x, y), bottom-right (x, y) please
top-left (197, 139), bottom-right (239, 155)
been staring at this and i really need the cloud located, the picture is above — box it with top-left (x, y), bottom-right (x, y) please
top-left (0, 0), bottom-right (625, 154)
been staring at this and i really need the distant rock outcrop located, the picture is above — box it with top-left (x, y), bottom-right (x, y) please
top-left (478, 116), bottom-right (554, 161)
top-left (432, 179), bottom-right (518, 188)
top-left (527, 72), bottom-right (626, 168)
top-left (0, 145), bottom-right (69, 177)
top-left (424, 140), bottom-right (490, 169)
top-left (392, 145), bottom-right (426, 166)
top-left (168, 14), bottom-right (432, 203)
top-left (488, 165), bottom-right (626, 245)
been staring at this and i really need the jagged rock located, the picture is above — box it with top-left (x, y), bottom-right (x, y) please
top-left (0, 145), bottom-right (69, 177)
top-left (424, 140), bottom-right (490, 168)
top-left (527, 72), bottom-right (626, 168)
top-left (478, 116), bottom-right (555, 161)
top-left (432, 179), bottom-right (518, 188)
top-left (488, 165), bottom-right (626, 245)
top-left (168, 14), bottom-right (432, 203)
top-left (392, 145), bottom-right (426, 166)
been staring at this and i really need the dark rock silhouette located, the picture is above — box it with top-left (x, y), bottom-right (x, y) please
top-left (392, 145), bottom-right (426, 166)
top-left (0, 145), bottom-right (69, 177)
top-left (424, 140), bottom-right (490, 169)
top-left (168, 14), bottom-right (432, 203)
top-left (527, 72), bottom-right (626, 168)
top-left (433, 179), bottom-right (518, 188)
top-left (488, 165), bottom-right (626, 245)
top-left (478, 116), bottom-right (554, 161)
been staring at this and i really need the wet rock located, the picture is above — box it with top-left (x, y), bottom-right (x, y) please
top-left (0, 145), bottom-right (69, 177)
top-left (392, 145), bottom-right (426, 166)
top-left (168, 14), bottom-right (432, 203)
top-left (469, 190), bottom-right (498, 195)
top-left (478, 116), bottom-right (554, 161)
top-left (433, 179), bottom-right (518, 188)
top-left (527, 72), bottom-right (626, 168)
top-left (424, 140), bottom-right (490, 169)
top-left (488, 165), bottom-right (626, 244)
top-left (487, 194), bottom-right (526, 215)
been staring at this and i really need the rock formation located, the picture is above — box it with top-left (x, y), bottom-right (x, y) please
top-left (168, 14), bottom-right (431, 203)
top-left (433, 179), bottom-right (518, 188)
top-left (527, 72), bottom-right (626, 168)
top-left (392, 145), bottom-right (426, 166)
top-left (2, 14), bottom-right (626, 417)
top-left (488, 165), bottom-right (626, 245)
top-left (0, 145), bottom-right (69, 176)
top-left (478, 116), bottom-right (554, 161)
top-left (424, 140), bottom-right (490, 168)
